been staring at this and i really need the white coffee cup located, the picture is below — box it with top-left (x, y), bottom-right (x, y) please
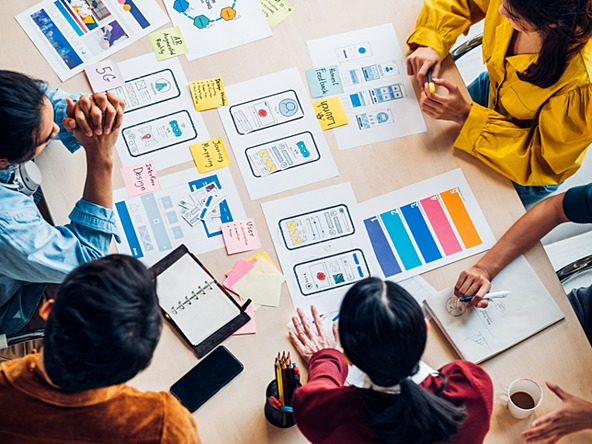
top-left (507, 378), bottom-right (543, 419)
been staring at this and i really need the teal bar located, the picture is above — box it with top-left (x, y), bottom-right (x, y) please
top-left (379, 209), bottom-right (422, 270)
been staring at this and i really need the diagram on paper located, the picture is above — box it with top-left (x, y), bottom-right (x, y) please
top-left (219, 68), bottom-right (338, 200)
top-left (114, 167), bottom-right (245, 266)
top-left (109, 53), bottom-right (209, 170)
top-left (358, 169), bottom-right (495, 281)
top-left (307, 24), bottom-right (426, 149)
top-left (163, 0), bottom-right (271, 60)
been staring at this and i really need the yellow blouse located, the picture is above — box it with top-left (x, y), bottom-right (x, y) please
top-left (407, 0), bottom-right (592, 186)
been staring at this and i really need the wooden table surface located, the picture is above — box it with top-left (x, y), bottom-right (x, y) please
top-left (4, 0), bottom-right (592, 442)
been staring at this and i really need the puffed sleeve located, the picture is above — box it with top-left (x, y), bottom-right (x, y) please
top-left (455, 85), bottom-right (592, 186)
top-left (406, 0), bottom-right (489, 59)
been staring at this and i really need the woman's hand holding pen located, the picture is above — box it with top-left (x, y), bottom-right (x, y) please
top-left (454, 265), bottom-right (492, 309)
top-left (289, 306), bottom-right (339, 364)
top-left (406, 46), bottom-right (442, 87)
top-left (420, 78), bottom-right (472, 125)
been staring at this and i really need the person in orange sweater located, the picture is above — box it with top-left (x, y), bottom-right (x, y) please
top-left (289, 277), bottom-right (494, 444)
top-left (0, 255), bottom-right (200, 443)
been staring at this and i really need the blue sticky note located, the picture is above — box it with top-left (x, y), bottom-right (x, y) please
top-left (305, 66), bottom-right (344, 98)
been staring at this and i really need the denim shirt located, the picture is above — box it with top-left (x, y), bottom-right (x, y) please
top-left (0, 86), bottom-right (118, 334)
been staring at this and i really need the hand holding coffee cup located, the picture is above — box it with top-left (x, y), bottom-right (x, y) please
top-left (508, 378), bottom-right (543, 419)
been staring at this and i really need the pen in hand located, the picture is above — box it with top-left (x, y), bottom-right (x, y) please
top-left (427, 68), bottom-right (436, 93)
top-left (459, 290), bottom-right (512, 303)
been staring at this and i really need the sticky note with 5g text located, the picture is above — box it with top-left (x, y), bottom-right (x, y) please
top-left (190, 78), bottom-right (228, 111)
top-left (313, 96), bottom-right (349, 131)
top-left (190, 137), bottom-right (230, 173)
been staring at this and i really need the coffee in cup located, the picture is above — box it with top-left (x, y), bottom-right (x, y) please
top-left (507, 378), bottom-right (543, 419)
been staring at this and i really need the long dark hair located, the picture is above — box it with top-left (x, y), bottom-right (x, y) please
top-left (339, 278), bottom-right (466, 443)
top-left (504, 0), bottom-right (592, 88)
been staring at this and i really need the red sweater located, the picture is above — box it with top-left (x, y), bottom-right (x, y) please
top-left (292, 349), bottom-right (493, 444)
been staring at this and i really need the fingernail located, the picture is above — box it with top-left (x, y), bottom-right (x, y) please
top-left (105, 129), bottom-right (110, 134)
top-left (86, 132), bottom-right (93, 137)
top-left (95, 129), bottom-right (102, 135)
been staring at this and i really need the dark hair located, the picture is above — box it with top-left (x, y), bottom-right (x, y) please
top-left (44, 255), bottom-right (163, 392)
top-left (339, 278), bottom-right (466, 443)
top-left (0, 70), bottom-right (48, 163)
top-left (504, 0), bottom-right (592, 87)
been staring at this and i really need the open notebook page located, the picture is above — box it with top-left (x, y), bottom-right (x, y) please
top-left (155, 254), bottom-right (240, 346)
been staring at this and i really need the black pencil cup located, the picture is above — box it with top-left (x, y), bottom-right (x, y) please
top-left (264, 380), bottom-right (296, 428)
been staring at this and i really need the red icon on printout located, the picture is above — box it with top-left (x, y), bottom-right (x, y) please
top-left (316, 272), bottom-right (326, 281)
top-left (258, 109), bottom-right (267, 117)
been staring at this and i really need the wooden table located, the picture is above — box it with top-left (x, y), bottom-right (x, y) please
top-left (4, 1), bottom-right (592, 442)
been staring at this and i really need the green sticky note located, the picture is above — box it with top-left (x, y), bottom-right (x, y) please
top-left (306, 66), bottom-right (344, 98)
top-left (149, 26), bottom-right (188, 60)
top-left (258, 0), bottom-right (294, 28)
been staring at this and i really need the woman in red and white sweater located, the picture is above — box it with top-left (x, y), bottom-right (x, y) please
top-left (289, 277), bottom-right (494, 444)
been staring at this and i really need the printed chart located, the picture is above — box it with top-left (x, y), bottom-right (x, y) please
top-left (109, 53), bottom-right (209, 170)
top-left (114, 167), bottom-right (246, 266)
top-left (16, 0), bottom-right (168, 80)
top-left (307, 24), bottom-right (426, 149)
top-left (219, 68), bottom-right (338, 200)
top-left (262, 183), bottom-right (379, 315)
top-left (164, 0), bottom-right (271, 60)
top-left (358, 169), bottom-right (495, 281)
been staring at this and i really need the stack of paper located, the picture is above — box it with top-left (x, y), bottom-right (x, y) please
top-left (224, 252), bottom-right (285, 307)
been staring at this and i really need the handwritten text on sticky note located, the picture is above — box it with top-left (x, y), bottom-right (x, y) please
top-left (306, 66), bottom-right (343, 98)
top-left (190, 137), bottom-right (230, 173)
top-left (189, 78), bottom-right (227, 111)
top-left (121, 161), bottom-right (160, 197)
top-left (313, 96), bottom-right (349, 130)
top-left (149, 26), bottom-right (188, 60)
top-left (259, 0), bottom-right (294, 28)
top-left (221, 219), bottom-right (261, 254)
top-left (85, 60), bottom-right (124, 92)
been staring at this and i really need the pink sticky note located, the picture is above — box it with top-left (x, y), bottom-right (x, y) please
top-left (121, 161), bottom-right (161, 197)
top-left (223, 259), bottom-right (256, 291)
top-left (233, 303), bottom-right (256, 335)
top-left (221, 219), bottom-right (261, 254)
top-left (85, 60), bottom-right (125, 92)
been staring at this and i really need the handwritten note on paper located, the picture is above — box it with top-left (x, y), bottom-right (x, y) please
top-left (189, 137), bottom-right (230, 173)
top-left (149, 26), bottom-right (188, 60)
top-left (313, 96), bottom-right (349, 130)
top-left (305, 66), bottom-right (343, 98)
top-left (85, 60), bottom-right (124, 92)
top-left (189, 78), bottom-right (228, 111)
top-left (221, 219), bottom-right (261, 254)
top-left (258, 0), bottom-right (294, 28)
top-left (121, 161), bottom-right (161, 197)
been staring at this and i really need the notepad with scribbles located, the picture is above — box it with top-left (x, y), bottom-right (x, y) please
top-left (423, 256), bottom-right (564, 363)
top-left (150, 245), bottom-right (250, 358)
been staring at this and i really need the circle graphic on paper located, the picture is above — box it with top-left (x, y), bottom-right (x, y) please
top-left (358, 47), bottom-right (367, 54)
top-left (446, 297), bottom-right (466, 317)
top-left (278, 98), bottom-right (299, 117)
top-left (316, 272), bottom-right (326, 281)
top-left (155, 79), bottom-right (171, 93)
top-left (258, 108), bottom-right (268, 118)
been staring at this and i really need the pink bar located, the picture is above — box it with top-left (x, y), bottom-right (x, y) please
top-left (420, 196), bottom-right (462, 256)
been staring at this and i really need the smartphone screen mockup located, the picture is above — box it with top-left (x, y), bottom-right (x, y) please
top-left (170, 346), bottom-right (243, 412)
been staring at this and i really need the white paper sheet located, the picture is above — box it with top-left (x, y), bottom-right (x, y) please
top-left (113, 167), bottom-right (246, 266)
top-left (307, 24), bottom-right (426, 150)
top-left (163, 0), bottom-right (271, 60)
top-left (219, 68), bottom-right (339, 200)
top-left (357, 169), bottom-right (495, 282)
top-left (108, 53), bottom-right (210, 170)
top-left (424, 256), bottom-right (565, 363)
top-left (262, 183), bottom-right (378, 314)
top-left (16, 0), bottom-right (168, 81)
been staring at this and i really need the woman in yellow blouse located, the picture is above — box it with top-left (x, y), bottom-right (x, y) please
top-left (407, 0), bottom-right (592, 206)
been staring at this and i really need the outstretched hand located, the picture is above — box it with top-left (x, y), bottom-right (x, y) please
top-left (288, 306), bottom-right (339, 364)
top-left (521, 383), bottom-right (592, 443)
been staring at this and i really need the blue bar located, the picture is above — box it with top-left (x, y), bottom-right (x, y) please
top-left (400, 203), bottom-right (442, 263)
top-left (363, 216), bottom-right (402, 277)
top-left (125, 0), bottom-right (151, 29)
top-left (141, 194), bottom-right (172, 252)
top-left (55, 1), bottom-right (83, 36)
top-left (379, 210), bottom-right (422, 270)
top-left (115, 201), bottom-right (143, 258)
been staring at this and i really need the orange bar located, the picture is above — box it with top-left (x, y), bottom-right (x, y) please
top-left (439, 188), bottom-right (482, 249)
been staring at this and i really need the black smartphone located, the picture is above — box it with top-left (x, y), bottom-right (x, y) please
top-left (170, 346), bottom-right (243, 412)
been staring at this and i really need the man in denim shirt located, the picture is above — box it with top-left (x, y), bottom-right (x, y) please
top-left (0, 70), bottom-right (125, 336)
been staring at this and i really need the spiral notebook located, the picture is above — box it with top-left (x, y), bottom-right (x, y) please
top-left (150, 245), bottom-right (251, 357)
top-left (423, 256), bottom-right (564, 363)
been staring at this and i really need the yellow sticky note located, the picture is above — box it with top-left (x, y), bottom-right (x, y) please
top-left (189, 78), bottom-right (228, 111)
top-left (258, 0), bottom-right (294, 28)
top-left (313, 96), bottom-right (349, 131)
top-left (189, 137), bottom-right (230, 173)
top-left (149, 26), bottom-right (188, 60)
